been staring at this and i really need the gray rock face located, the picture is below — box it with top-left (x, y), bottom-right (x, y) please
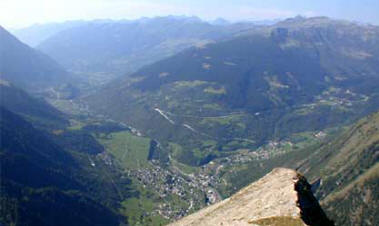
top-left (169, 168), bottom-right (333, 226)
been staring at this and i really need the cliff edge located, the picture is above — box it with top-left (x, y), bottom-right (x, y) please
top-left (169, 168), bottom-right (333, 226)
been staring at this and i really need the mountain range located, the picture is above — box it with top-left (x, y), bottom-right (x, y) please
top-left (1, 16), bottom-right (379, 226)
top-left (32, 16), bottom-right (258, 83)
top-left (86, 16), bottom-right (379, 166)
top-left (10, 20), bottom-right (88, 47)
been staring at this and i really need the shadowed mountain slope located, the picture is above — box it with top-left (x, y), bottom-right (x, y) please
top-left (0, 80), bottom-right (68, 128)
top-left (0, 107), bottom-right (123, 226)
top-left (0, 26), bottom-right (69, 91)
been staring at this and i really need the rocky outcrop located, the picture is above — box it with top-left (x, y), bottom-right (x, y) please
top-left (295, 174), bottom-right (334, 226)
top-left (169, 168), bottom-right (333, 226)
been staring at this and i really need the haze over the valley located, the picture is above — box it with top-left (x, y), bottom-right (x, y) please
top-left (1, 1), bottom-right (379, 226)
top-left (1, 0), bottom-right (379, 29)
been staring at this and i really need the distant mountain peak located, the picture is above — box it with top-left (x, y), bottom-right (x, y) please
top-left (136, 15), bottom-right (204, 24)
top-left (210, 18), bottom-right (230, 25)
top-left (274, 16), bottom-right (358, 29)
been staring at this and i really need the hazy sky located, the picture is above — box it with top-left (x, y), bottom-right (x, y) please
top-left (1, 0), bottom-right (378, 29)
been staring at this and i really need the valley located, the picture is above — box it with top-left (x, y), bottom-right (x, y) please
top-left (37, 92), bottom-right (340, 225)
top-left (1, 14), bottom-right (379, 226)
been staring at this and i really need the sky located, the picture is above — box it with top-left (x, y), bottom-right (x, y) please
top-left (1, 0), bottom-right (378, 29)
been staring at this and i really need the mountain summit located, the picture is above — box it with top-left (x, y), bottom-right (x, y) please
top-left (170, 168), bottom-right (333, 226)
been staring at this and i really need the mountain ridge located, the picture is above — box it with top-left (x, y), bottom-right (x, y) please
top-left (86, 16), bottom-right (379, 166)
top-left (0, 26), bottom-right (70, 92)
top-left (1, 16), bottom-right (379, 226)
top-left (36, 16), bottom-right (259, 82)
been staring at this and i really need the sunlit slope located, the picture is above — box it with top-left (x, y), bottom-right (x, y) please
top-left (297, 110), bottom-right (379, 226)
top-left (169, 168), bottom-right (333, 226)
top-left (87, 17), bottom-right (379, 166)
